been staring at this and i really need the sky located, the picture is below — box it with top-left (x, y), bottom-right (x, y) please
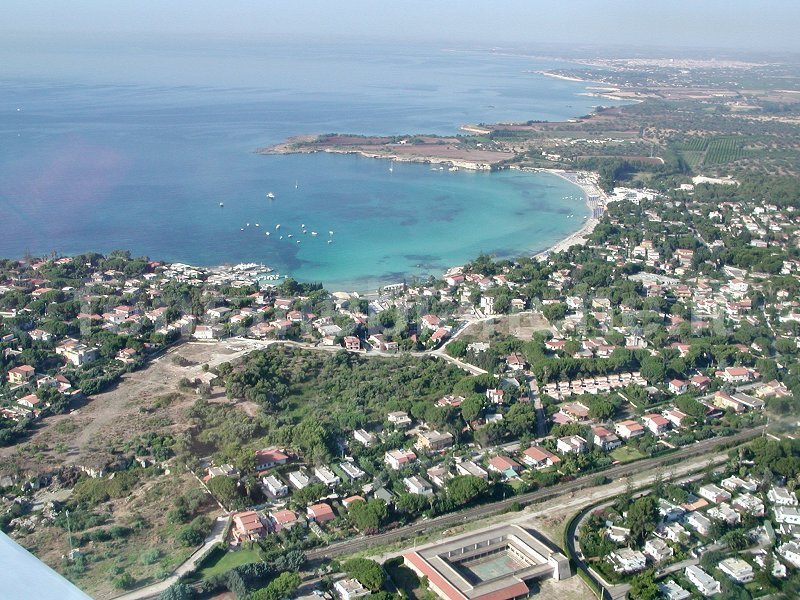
top-left (4, 1), bottom-right (800, 53)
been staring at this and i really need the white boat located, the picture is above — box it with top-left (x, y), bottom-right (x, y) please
top-left (311, 231), bottom-right (318, 236)
top-left (219, 202), bottom-right (224, 207)
top-left (296, 240), bottom-right (300, 244)
top-left (267, 192), bottom-right (275, 199)
top-left (279, 236), bottom-right (283, 240)
top-left (255, 223), bottom-right (260, 227)
top-left (328, 240), bottom-right (333, 244)
top-left (329, 230), bottom-right (334, 236)
top-left (275, 224), bottom-right (281, 230)
top-left (287, 234), bottom-right (293, 238)
top-left (240, 228), bottom-right (244, 231)
top-left (295, 181), bottom-right (298, 189)
top-left (265, 232), bottom-right (270, 236)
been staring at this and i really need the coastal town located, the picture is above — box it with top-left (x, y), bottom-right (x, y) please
top-left (0, 154), bottom-right (799, 600)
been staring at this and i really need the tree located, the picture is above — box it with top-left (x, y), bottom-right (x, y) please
top-left (504, 402), bottom-right (536, 437)
top-left (628, 570), bottom-right (659, 600)
top-left (250, 572), bottom-right (301, 600)
top-left (159, 583), bottom-right (195, 600)
top-left (640, 356), bottom-right (666, 385)
top-left (291, 483), bottom-right (328, 506)
top-left (446, 340), bottom-right (468, 358)
top-left (343, 558), bottom-right (385, 592)
top-left (722, 529), bottom-right (748, 551)
top-left (207, 475), bottom-right (239, 507)
top-left (446, 475), bottom-right (490, 506)
top-left (542, 303), bottom-right (568, 323)
top-left (460, 394), bottom-right (485, 423)
top-left (348, 499), bottom-right (388, 533)
top-left (395, 493), bottom-right (428, 515)
top-left (627, 495), bottom-right (658, 543)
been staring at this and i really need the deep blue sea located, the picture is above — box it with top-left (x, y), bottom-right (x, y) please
top-left (0, 39), bottom-right (603, 289)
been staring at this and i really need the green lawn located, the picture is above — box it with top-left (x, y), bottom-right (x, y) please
top-left (195, 546), bottom-right (262, 579)
top-left (610, 446), bottom-right (646, 464)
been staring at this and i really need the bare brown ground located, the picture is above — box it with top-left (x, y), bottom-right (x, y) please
top-left (0, 341), bottom-right (246, 475)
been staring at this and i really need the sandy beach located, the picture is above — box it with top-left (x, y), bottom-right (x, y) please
top-left (528, 168), bottom-right (606, 259)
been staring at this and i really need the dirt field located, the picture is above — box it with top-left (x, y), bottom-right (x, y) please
top-left (462, 311), bottom-right (555, 342)
top-left (0, 340), bottom-right (262, 475)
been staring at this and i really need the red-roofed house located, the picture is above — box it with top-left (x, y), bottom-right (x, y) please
top-left (506, 353), bottom-right (526, 371)
top-left (642, 414), bottom-right (670, 436)
top-left (488, 455), bottom-right (522, 475)
top-left (7, 365), bottom-right (35, 385)
top-left (343, 336), bottom-right (361, 351)
top-left (690, 374), bottom-right (712, 392)
top-left (255, 448), bottom-right (288, 471)
top-left (591, 425), bottom-right (622, 451)
top-left (270, 509), bottom-right (301, 532)
top-left (232, 511), bottom-right (266, 542)
top-left (663, 408), bottom-right (689, 428)
top-left (521, 446), bottom-right (561, 469)
top-left (17, 394), bottom-right (41, 409)
top-left (668, 379), bottom-right (688, 395)
top-left (307, 503), bottom-right (336, 524)
top-left (486, 388), bottom-right (505, 404)
top-left (615, 420), bottom-right (645, 440)
top-left (717, 367), bottom-right (755, 383)
top-left (421, 314), bottom-right (442, 331)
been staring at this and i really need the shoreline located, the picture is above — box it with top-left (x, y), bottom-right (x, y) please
top-left (526, 168), bottom-right (605, 259)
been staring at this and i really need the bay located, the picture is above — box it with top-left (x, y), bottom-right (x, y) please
top-left (0, 40), bottom-right (602, 289)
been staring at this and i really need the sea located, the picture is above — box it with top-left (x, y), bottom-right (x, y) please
top-left (0, 38), bottom-right (605, 290)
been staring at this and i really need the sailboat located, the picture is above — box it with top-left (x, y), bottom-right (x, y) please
top-left (295, 180), bottom-right (298, 189)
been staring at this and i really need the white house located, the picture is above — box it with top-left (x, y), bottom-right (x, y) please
top-left (644, 538), bottom-right (673, 563)
top-left (556, 435), bottom-right (588, 454)
top-left (387, 411), bottom-right (412, 429)
top-left (608, 549), bottom-right (646, 573)
top-left (718, 558), bottom-right (754, 584)
top-left (353, 429), bottom-right (376, 447)
top-left (774, 506), bottom-right (800, 525)
top-left (697, 484), bottom-right (731, 504)
top-left (339, 462), bottom-right (366, 481)
top-left (404, 475), bottom-right (434, 496)
top-left (685, 565), bottom-right (720, 596)
top-left (262, 475), bottom-right (288, 497)
top-left (334, 578), bottom-right (370, 600)
top-left (768, 486), bottom-right (798, 506)
top-left (685, 512), bottom-right (712, 536)
top-left (659, 581), bottom-right (690, 600)
top-left (779, 541), bottom-right (800, 568)
top-left (287, 470), bottom-right (312, 490)
top-left (314, 466), bottom-right (341, 487)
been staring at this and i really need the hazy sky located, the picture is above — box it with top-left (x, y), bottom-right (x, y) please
top-left (5, 1), bottom-right (800, 53)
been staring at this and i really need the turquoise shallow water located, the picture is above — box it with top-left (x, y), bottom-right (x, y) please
top-left (0, 40), bottom-right (600, 289)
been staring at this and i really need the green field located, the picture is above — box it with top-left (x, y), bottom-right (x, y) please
top-left (610, 446), bottom-right (646, 463)
top-left (194, 546), bottom-right (262, 579)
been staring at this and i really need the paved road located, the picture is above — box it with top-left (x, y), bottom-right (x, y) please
top-left (306, 426), bottom-right (763, 561)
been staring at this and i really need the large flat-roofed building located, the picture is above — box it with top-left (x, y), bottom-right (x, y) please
top-left (403, 525), bottom-right (570, 600)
